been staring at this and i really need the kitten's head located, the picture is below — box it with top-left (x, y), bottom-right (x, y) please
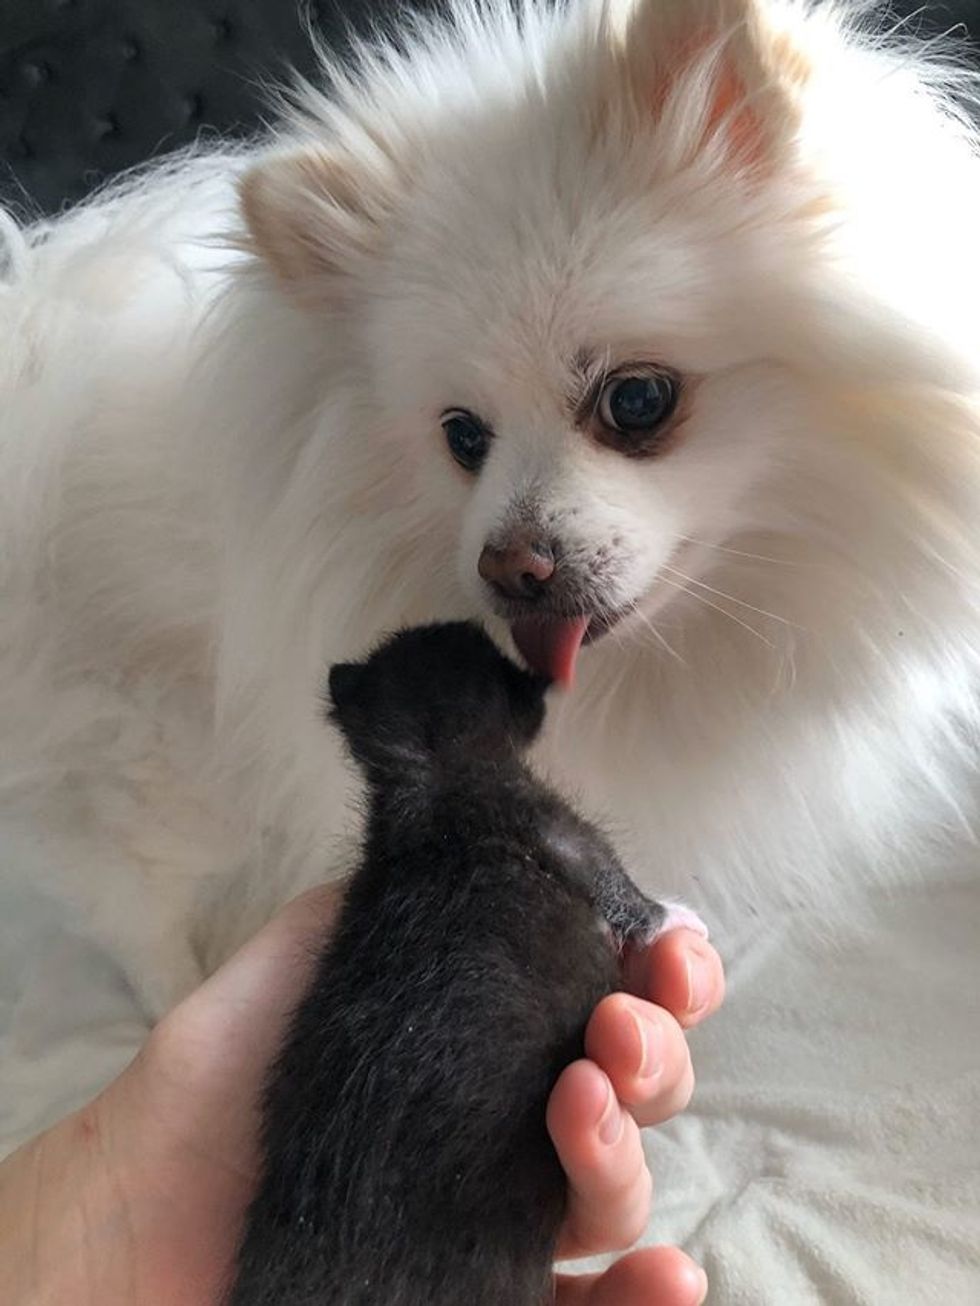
top-left (327, 621), bottom-right (549, 776)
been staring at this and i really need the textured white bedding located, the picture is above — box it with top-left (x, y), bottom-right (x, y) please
top-left (643, 875), bottom-right (980, 1304)
top-left (3, 856), bottom-right (979, 1304)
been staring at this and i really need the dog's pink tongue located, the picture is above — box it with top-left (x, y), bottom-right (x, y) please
top-left (511, 615), bottom-right (589, 687)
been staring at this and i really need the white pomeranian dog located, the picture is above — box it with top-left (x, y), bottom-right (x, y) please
top-left (1, 0), bottom-right (979, 1028)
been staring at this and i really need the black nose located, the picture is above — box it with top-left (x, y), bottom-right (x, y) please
top-left (478, 537), bottom-right (556, 602)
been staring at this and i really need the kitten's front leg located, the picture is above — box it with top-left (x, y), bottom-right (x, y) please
top-left (590, 856), bottom-right (708, 951)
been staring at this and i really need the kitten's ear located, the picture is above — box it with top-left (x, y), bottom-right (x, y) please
top-left (328, 661), bottom-right (367, 714)
top-left (614, 0), bottom-right (810, 170)
top-left (239, 144), bottom-right (398, 304)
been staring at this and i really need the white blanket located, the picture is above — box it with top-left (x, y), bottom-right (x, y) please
top-left (643, 875), bottom-right (980, 1304)
top-left (2, 864), bottom-right (979, 1304)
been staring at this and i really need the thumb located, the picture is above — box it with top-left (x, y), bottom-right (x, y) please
top-left (174, 884), bottom-right (345, 1075)
top-left (120, 885), bottom-right (344, 1167)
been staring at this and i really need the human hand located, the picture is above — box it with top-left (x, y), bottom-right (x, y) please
top-left (0, 887), bottom-right (723, 1306)
top-left (547, 925), bottom-right (724, 1303)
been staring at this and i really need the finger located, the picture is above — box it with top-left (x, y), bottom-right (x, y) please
top-left (625, 930), bottom-right (725, 1030)
top-left (556, 1246), bottom-right (708, 1306)
top-left (584, 993), bottom-right (694, 1128)
top-left (547, 1060), bottom-right (652, 1259)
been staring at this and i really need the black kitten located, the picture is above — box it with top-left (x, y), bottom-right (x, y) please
top-left (229, 621), bottom-right (703, 1306)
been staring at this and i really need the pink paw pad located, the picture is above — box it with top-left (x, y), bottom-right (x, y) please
top-left (655, 900), bottom-right (709, 941)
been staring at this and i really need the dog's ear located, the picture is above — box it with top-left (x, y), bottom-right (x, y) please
top-left (615, 0), bottom-right (810, 171)
top-left (239, 145), bottom-right (398, 304)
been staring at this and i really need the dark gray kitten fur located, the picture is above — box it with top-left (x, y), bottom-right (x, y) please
top-left (228, 621), bottom-right (670, 1306)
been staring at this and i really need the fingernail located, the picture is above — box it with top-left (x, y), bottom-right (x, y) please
top-left (685, 946), bottom-right (713, 1017)
top-left (695, 1265), bottom-right (709, 1303)
top-left (597, 1078), bottom-right (623, 1146)
top-left (631, 1009), bottom-right (665, 1080)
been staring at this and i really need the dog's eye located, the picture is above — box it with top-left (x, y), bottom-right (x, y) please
top-left (442, 409), bottom-right (493, 472)
top-left (598, 374), bottom-right (678, 437)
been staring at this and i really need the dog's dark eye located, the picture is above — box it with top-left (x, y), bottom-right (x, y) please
top-left (442, 409), bottom-right (492, 472)
top-left (598, 374), bottom-right (678, 436)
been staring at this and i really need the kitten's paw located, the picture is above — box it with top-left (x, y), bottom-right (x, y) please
top-left (653, 899), bottom-right (709, 941)
top-left (615, 898), bottom-right (709, 951)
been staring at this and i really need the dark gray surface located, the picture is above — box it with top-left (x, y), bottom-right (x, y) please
top-left (0, 1), bottom-right (978, 216)
top-left (0, 0), bottom-right (441, 215)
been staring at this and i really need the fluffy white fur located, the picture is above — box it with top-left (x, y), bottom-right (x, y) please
top-left (2, 0), bottom-right (980, 1018)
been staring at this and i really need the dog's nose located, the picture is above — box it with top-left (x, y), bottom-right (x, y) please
top-left (479, 537), bottom-right (556, 601)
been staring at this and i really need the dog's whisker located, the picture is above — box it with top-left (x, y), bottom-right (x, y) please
top-left (676, 534), bottom-right (799, 567)
top-left (656, 575), bottom-right (776, 650)
top-left (640, 618), bottom-right (686, 663)
top-left (625, 598), bottom-right (686, 663)
top-left (661, 563), bottom-right (801, 629)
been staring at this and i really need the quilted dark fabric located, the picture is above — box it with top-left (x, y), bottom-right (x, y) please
top-left (1, 0), bottom-right (979, 216)
top-left (0, 0), bottom-right (441, 215)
